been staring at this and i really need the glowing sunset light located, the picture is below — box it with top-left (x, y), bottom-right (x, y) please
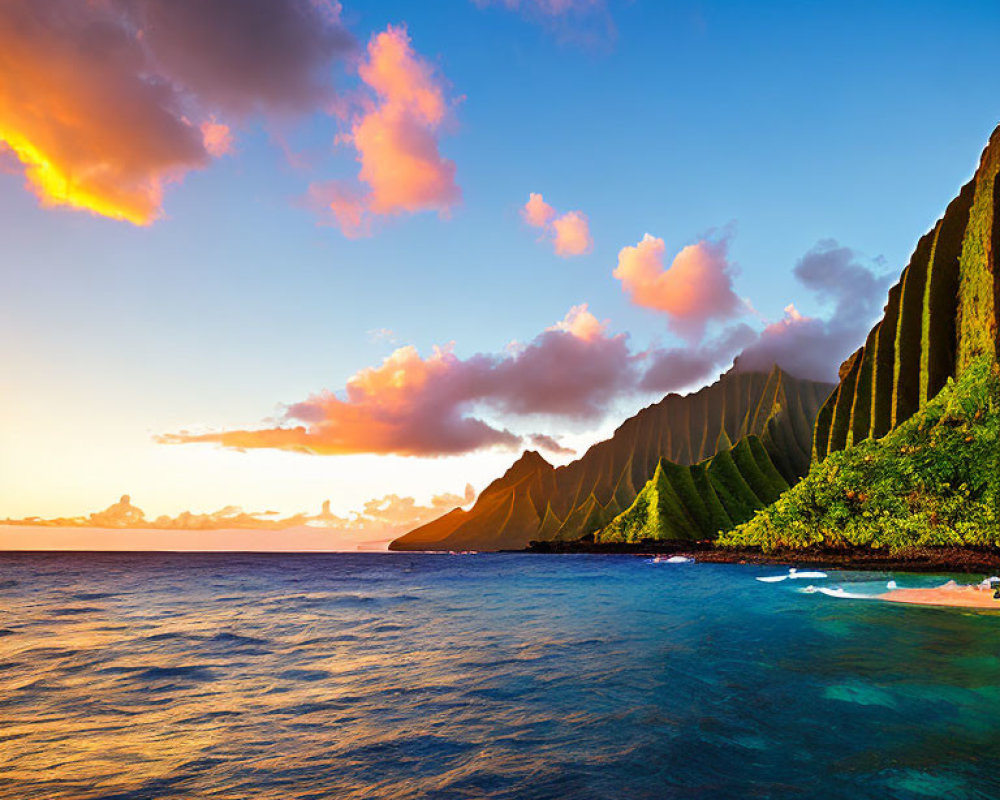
top-left (160, 305), bottom-right (629, 458)
top-left (0, 128), bottom-right (169, 225)
top-left (0, 0), bottom-right (991, 552)
top-left (0, 0), bottom-right (352, 225)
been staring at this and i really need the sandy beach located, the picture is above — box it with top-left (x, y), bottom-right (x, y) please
top-left (881, 581), bottom-right (1000, 610)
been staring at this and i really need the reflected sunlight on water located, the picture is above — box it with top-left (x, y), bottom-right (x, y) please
top-left (1, 552), bottom-right (1000, 799)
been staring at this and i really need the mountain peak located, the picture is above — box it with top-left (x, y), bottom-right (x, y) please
top-left (391, 366), bottom-right (832, 551)
top-left (502, 449), bottom-right (554, 479)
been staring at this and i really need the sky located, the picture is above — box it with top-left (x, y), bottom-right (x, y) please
top-left (1, 0), bottom-right (999, 546)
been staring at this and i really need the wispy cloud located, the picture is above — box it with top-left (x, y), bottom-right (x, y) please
top-left (473, 0), bottom-right (615, 47)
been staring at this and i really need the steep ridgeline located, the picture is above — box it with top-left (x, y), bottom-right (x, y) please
top-left (813, 125), bottom-right (1000, 461)
top-left (598, 436), bottom-right (790, 543)
top-left (389, 365), bottom-right (833, 551)
top-left (725, 125), bottom-right (1000, 551)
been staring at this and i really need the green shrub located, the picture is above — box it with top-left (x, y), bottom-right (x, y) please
top-left (719, 357), bottom-right (1000, 552)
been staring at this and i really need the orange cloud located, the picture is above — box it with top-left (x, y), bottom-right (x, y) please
top-left (160, 305), bottom-right (638, 457)
top-left (521, 192), bottom-right (593, 257)
top-left (0, 1), bottom-right (352, 224)
top-left (551, 210), bottom-right (593, 256)
top-left (6, 486), bottom-right (476, 542)
top-left (0, 2), bottom-right (206, 224)
top-left (614, 232), bottom-right (742, 341)
top-left (522, 192), bottom-right (557, 227)
top-left (311, 25), bottom-right (459, 235)
top-left (333, 484), bottom-right (476, 536)
top-left (547, 303), bottom-right (606, 341)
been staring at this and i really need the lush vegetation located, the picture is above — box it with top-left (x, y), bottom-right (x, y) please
top-left (956, 134), bottom-right (1000, 371)
top-left (719, 358), bottom-right (1000, 552)
top-left (598, 436), bottom-right (789, 542)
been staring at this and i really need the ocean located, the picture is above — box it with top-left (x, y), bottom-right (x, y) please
top-left (2, 552), bottom-right (999, 799)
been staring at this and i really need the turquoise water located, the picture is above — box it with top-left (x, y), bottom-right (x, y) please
top-left (2, 552), bottom-right (1000, 799)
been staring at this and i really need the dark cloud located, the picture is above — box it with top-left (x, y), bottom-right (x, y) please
top-left (0, 0), bottom-right (353, 223)
top-left (528, 433), bottom-right (576, 456)
top-left (734, 240), bottom-right (893, 381)
top-left (127, 0), bottom-right (354, 116)
top-left (640, 324), bottom-right (758, 393)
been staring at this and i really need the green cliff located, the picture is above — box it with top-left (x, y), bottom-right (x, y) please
top-left (390, 365), bottom-right (832, 550)
top-left (598, 436), bottom-right (790, 542)
top-left (726, 126), bottom-right (1000, 551)
top-left (720, 358), bottom-right (999, 550)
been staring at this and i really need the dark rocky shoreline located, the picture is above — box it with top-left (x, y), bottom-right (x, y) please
top-left (521, 540), bottom-right (1000, 574)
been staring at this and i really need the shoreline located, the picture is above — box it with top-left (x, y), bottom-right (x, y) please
top-left (522, 540), bottom-right (1000, 574)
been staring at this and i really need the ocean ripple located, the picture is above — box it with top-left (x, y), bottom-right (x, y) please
top-left (1, 552), bottom-right (1000, 799)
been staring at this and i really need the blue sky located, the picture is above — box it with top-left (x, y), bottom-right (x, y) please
top-left (1, 0), bottom-right (998, 525)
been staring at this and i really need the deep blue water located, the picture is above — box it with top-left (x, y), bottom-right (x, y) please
top-left (2, 552), bottom-right (1000, 799)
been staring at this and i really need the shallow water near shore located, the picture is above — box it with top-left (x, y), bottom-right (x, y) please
top-left (2, 552), bottom-right (1000, 799)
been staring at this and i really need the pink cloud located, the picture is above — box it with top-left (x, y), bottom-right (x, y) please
top-left (200, 121), bottom-right (234, 157)
top-left (546, 303), bottom-right (606, 341)
top-left (528, 433), bottom-right (575, 456)
top-left (551, 210), bottom-right (593, 256)
top-left (521, 192), bottom-right (593, 257)
top-left (522, 192), bottom-right (557, 227)
top-left (614, 232), bottom-right (743, 341)
top-left (639, 324), bottom-right (757, 393)
top-left (311, 25), bottom-right (460, 234)
top-left (160, 305), bottom-right (637, 458)
top-left (307, 181), bottom-right (370, 238)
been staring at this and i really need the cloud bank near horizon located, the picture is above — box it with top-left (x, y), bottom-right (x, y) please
top-left (6, 486), bottom-right (476, 541)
